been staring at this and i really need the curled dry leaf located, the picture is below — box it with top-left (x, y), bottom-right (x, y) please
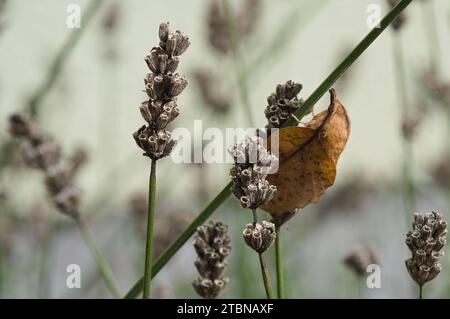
top-left (262, 89), bottom-right (350, 223)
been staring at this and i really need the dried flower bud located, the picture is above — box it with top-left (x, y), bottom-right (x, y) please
top-left (54, 186), bottom-right (81, 219)
top-left (243, 221), bottom-right (276, 253)
top-left (193, 221), bottom-right (231, 299)
top-left (159, 22), bottom-right (170, 43)
top-left (9, 113), bottom-right (32, 137)
top-left (167, 73), bottom-right (188, 98)
top-left (68, 146), bottom-right (88, 177)
top-left (229, 136), bottom-right (278, 209)
top-left (344, 246), bottom-right (379, 276)
top-left (20, 139), bottom-right (61, 170)
top-left (405, 211), bottom-right (447, 286)
top-left (265, 80), bottom-right (303, 129)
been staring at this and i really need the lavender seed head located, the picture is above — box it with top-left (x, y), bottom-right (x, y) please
top-left (405, 211), bottom-right (447, 286)
top-left (265, 80), bottom-right (304, 129)
top-left (243, 221), bottom-right (276, 253)
top-left (8, 112), bottom-right (83, 220)
top-left (134, 22), bottom-right (189, 160)
top-left (229, 136), bottom-right (278, 209)
top-left (192, 221), bottom-right (231, 299)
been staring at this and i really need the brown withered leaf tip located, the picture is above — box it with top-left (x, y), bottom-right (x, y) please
top-left (261, 89), bottom-right (351, 217)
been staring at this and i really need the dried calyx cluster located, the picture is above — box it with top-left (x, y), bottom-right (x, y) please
top-left (265, 80), bottom-right (304, 129)
top-left (192, 221), bottom-right (231, 299)
top-left (405, 212), bottom-right (447, 287)
top-left (243, 221), bottom-right (276, 254)
top-left (229, 136), bottom-right (278, 210)
top-left (344, 246), bottom-right (379, 276)
top-left (207, 0), bottom-right (261, 55)
top-left (229, 136), bottom-right (278, 253)
top-left (133, 22), bottom-right (190, 160)
top-left (8, 113), bottom-right (87, 219)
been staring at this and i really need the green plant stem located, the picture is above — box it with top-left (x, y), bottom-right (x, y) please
top-left (392, 33), bottom-right (415, 221)
top-left (124, 184), bottom-right (232, 298)
top-left (258, 253), bottom-right (273, 299)
top-left (275, 226), bottom-right (285, 299)
top-left (252, 208), bottom-right (273, 299)
top-left (76, 217), bottom-right (121, 298)
top-left (143, 159), bottom-right (157, 299)
top-left (123, 0), bottom-right (413, 298)
top-left (285, 0), bottom-right (414, 126)
top-left (223, 0), bottom-right (255, 127)
top-left (420, 0), bottom-right (440, 74)
top-left (419, 285), bottom-right (423, 299)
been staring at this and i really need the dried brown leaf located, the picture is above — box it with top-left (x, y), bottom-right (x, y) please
top-left (262, 89), bottom-right (351, 217)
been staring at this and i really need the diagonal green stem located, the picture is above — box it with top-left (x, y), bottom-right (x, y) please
top-left (76, 217), bottom-right (121, 298)
top-left (123, 0), bottom-right (414, 298)
top-left (223, 0), bottom-right (255, 127)
top-left (143, 159), bottom-right (157, 298)
top-left (124, 184), bottom-right (232, 298)
top-left (284, 0), bottom-right (414, 126)
top-left (275, 226), bottom-right (285, 298)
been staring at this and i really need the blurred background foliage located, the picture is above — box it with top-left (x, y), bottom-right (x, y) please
top-left (0, 0), bottom-right (450, 298)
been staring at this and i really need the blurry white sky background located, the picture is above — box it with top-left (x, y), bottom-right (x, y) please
top-left (1, 0), bottom-right (450, 299)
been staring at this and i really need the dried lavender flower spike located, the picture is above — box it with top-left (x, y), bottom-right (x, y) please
top-left (8, 112), bottom-right (82, 219)
top-left (133, 22), bottom-right (190, 160)
top-left (405, 212), bottom-right (447, 288)
top-left (229, 136), bottom-right (278, 209)
top-left (192, 221), bottom-right (231, 299)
